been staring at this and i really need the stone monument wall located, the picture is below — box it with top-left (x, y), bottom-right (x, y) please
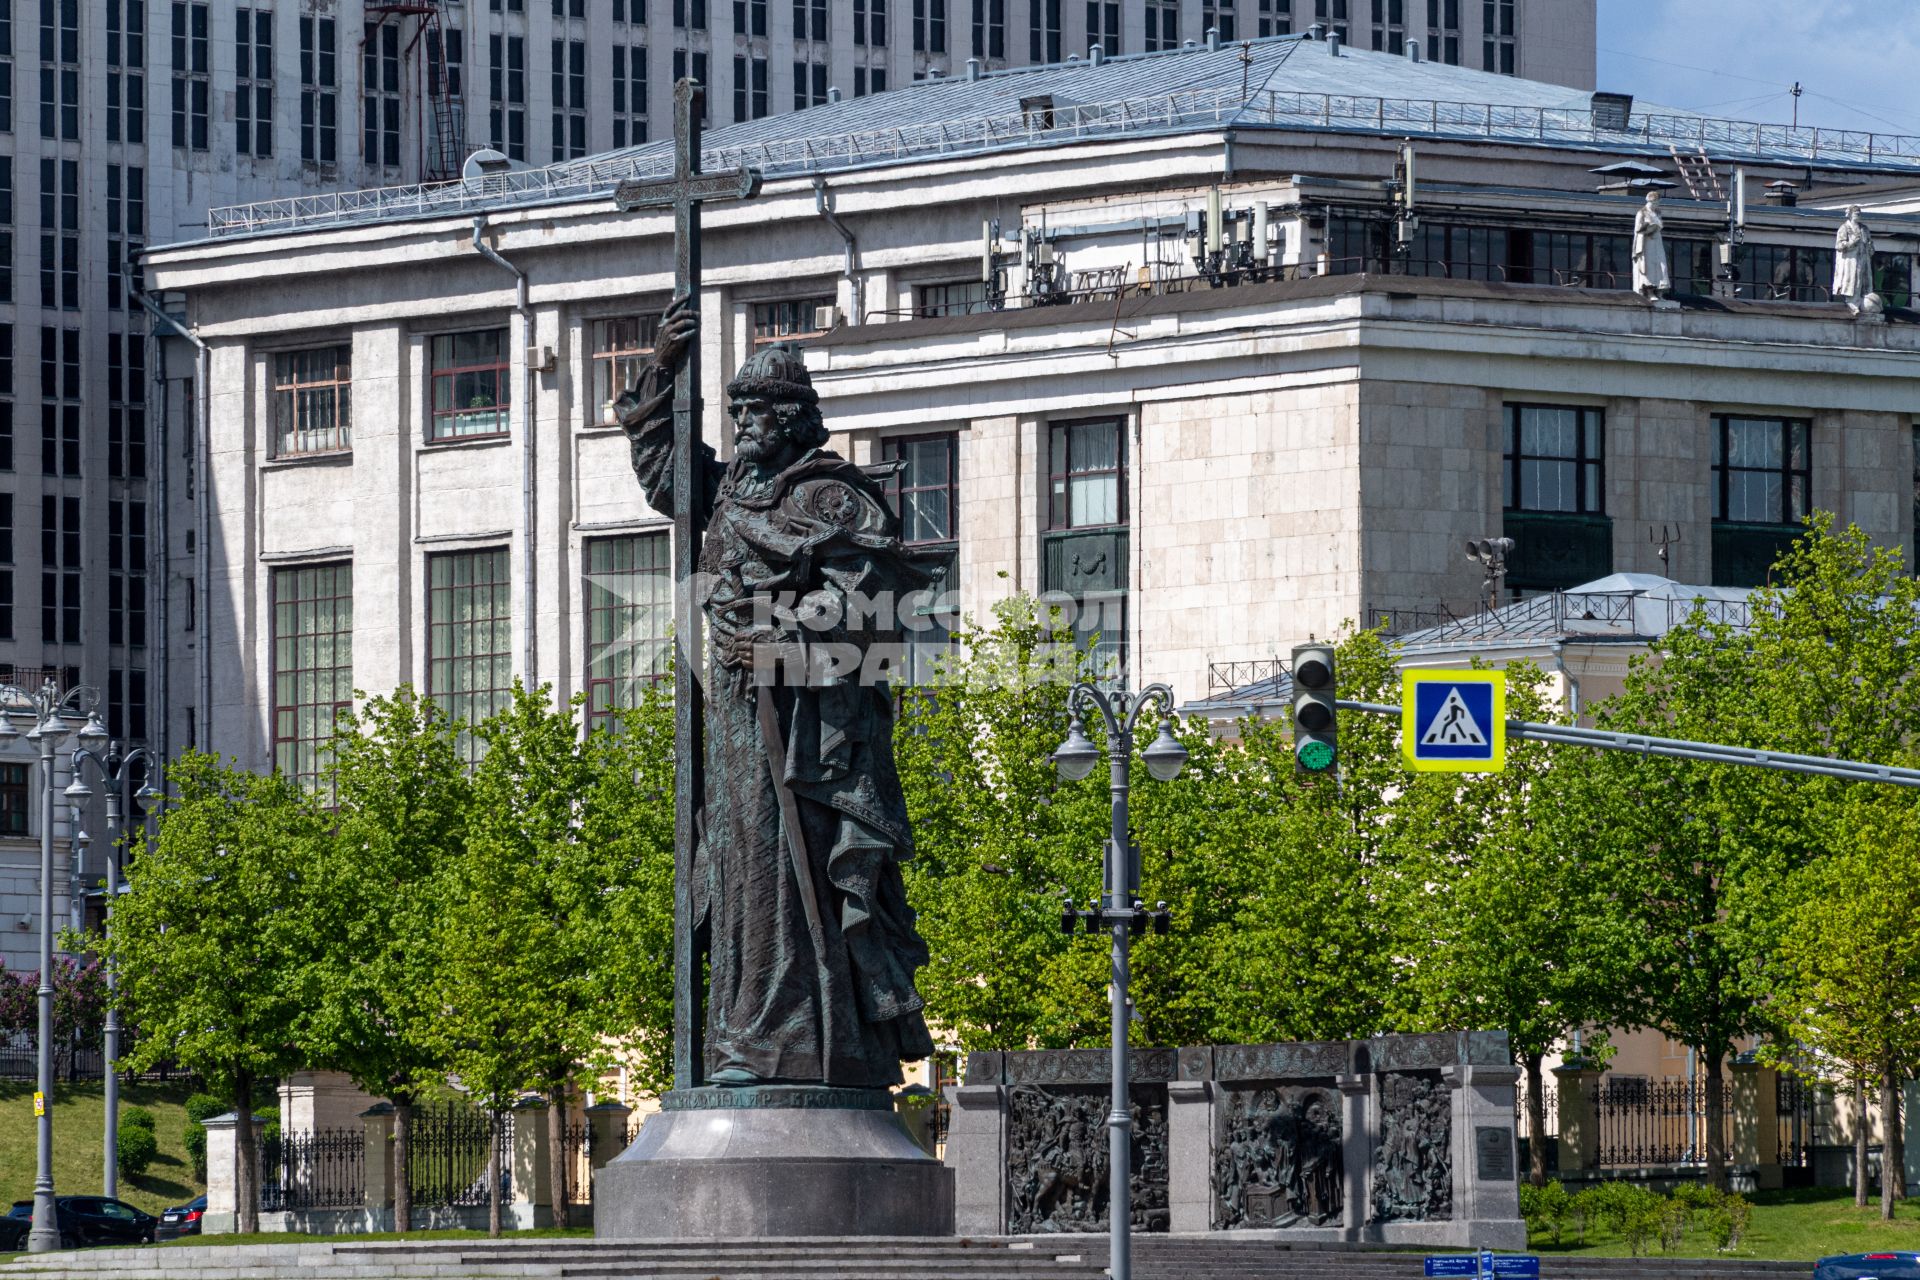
top-left (946, 1032), bottom-right (1524, 1247)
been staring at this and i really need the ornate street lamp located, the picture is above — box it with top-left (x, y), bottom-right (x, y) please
top-left (68, 740), bottom-right (158, 1200)
top-left (0, 680), bottom-right (103, 1252)
top-left (1050, 681), bottom-right (1184, 1280)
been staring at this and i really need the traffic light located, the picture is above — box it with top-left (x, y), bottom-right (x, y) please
top-left (1292, 643), bottom-right (1338, 775)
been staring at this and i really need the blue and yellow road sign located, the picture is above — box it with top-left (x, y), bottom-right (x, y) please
top-left (1402, 670), bottom-right (1506, 772)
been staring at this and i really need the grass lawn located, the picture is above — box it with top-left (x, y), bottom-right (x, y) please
top-left (0, 1080), bottom-right (206, 1218)
top-left (1532, 1186), bottom-right (1920, 1261)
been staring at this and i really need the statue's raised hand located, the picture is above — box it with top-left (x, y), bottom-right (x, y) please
top-left (652, 294), bottom-right (698, 380)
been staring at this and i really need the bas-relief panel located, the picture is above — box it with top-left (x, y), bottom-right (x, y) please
top-left (1372, 1070), bottom-right (1453, 1223)
top-left (1214, 1084), bottom-right (1344, 1230)
top-left (1005, 1084), bottom-right (1170, 1235)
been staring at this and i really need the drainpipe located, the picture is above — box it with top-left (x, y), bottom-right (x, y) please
top-left (1552, 642), bottom-right (1582, 719)
top-left (471, 216), bottom-right (538, 683)
top-left (134, 288), bottom-right (207, 761)
top-left (814, 176), bottom-right (859, 321)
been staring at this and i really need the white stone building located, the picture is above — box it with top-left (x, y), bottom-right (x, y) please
top-left (134, 32), bottom-right (1920, 804)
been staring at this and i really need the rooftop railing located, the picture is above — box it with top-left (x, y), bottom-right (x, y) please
top-left (204, 82), bottom-right (1920, 240)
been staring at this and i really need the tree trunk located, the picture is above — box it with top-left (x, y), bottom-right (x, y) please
top-left (1526, 1052), bottom-right (1548, 1187)
top-left (548, 1088), bottom-right (571, 1231)
top-left (1891, 1071), bottom-right (1908, 1204)
top-left (1882, 1069), bottom-right (1900, 1220)
top-left (393, 1097), bottom-right (413, 1233)
top-left (1703, 1055), bottom-right (1728, 1192)
top-left (486, 1111), bottom-right (501, 1239)
top-left (234, 1070), bottom-right (258, 1235)
top-left (1857, 1076), bottom-right (1871, 1207)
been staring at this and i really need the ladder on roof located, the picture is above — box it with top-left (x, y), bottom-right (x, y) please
top-left (363, 0), bottom-right (465, 182)
top-left (1668, 145), bottom-right (1724, 201)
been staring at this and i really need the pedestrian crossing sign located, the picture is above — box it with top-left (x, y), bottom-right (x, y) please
top-left (1402, 670), bottom-right (1506, 772)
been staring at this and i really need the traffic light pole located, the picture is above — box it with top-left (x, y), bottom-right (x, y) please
top-left (1335, 699), bottom-right (1920, 788)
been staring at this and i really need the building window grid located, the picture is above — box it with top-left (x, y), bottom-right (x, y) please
top-left (236, 5), bottom-right (273, 156)
top-left (0, 6), bottom-right (13, 134)
top-left (1369, 0), bottom-right (1402, 51)
top-left (39, 0), bottom-right (79, 140)
top-left (490, 33), bottom-right (527, 160)
top-left (300, 14), bottom-right (338, 164)
top-left (1257, 0), bottom-right (1290, 37)
top-left (1048, 418), bottom-right (1125, 531)
top-left (105, 0), bottom-right (146, 144)
top-left (107, 495), bottom-right (147, 649)
top-left (590, 315), bottom-right (658, 420)
top-left (1202, 1), bottom-right (1236, 40)
top-left (39, 325), bottom-right (79, 478)
top-left (38, 156), bottom-right (77, 312)
top-left (793, 0), bottom-right (826, 41)
top-left (881, 434), bottom-right (958, 686)
top-left (1426, 0), bottom-right (1458, 63)
top-left (427, 548), bottom-right (514, 762)
top-left (672, 0), bottom-right (707, 27)
top-left (969, 0), bottom-right (1003, 59)
top-left (916, 279), bottom-right (989, 317)
top-left (584, 534), bottom-right (670, 732)
top-left (39, 492), bottom-right (80, 644)
top-left (792, 57), bottom-right (826, 108)
top-left (0, 764), bottom-right (27, 834)
top-left (913, 0), bottom-right (946, 53)
top-left (734, 0), bottom-right (768, 36)
top-left (854, 0), bottom-right (887, 46)
top-left (106, 330), bottom-right (148, 480)
top-left (1027, 0), bottom-right (1057, 62)
top-left (1313, 0), bottom-right (1347, 42)
top-left (551, 36), bottom-right (586, 159)
top-left (364, 20), bottom-right (402, 167)
top-left (429, 329), bottom-right (512, 441)
top-left (752, 297), bottom-right (833, 346)
top-left (272, 562), bottom-right (353, 789)
top-left (732, 53), bottom-right (767, 120)
top-left (0, 493), bottom-right (11, 642)
top-left (1713, 415), bottom-right (1810, 527)
top-left (1503, 405), bottom-right (1603, 515)
top-left (671, 48), bottom-right (708, 121)
top-left (612, 43), bottom-right (647, 146)
top-left (273, 346), bottom-right (353, 456)
top-left (170, 1), bottom-right (209, 149)
top-left (1144, 0), bottom-right (1177, 50)
top-left (1482, 0), bottom-right (1513, 73)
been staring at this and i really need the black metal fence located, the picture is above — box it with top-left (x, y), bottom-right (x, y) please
top-left (1595, 1077), bottom-right (1732, 1166)
top-left (260, 1128), bottom-right (365, 1211)
top-left (409, 1104), bottom-right (512, 1208)
top-left (0, 1034), bottom-right (194, 1084)
top-left (559, 1121), bottom-right (593, 1206)
top-left (1778, 1074), bottom-right (1815, 1169)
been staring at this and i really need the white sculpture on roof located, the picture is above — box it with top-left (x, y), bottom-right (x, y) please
top-left (1632, 189), bottom-right (1671, 302)
top-left (1833, 205), bottom-right (1882, 316)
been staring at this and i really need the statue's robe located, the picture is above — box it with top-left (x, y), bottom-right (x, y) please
top-left (614, 366), bottom-right (936, 1088)
top-left (1834, 220), bottom-right (1874, 303)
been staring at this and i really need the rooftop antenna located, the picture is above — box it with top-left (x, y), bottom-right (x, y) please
top-left (1791, 81), bottom-right (1802, 128)
top-left (1465, 537), bottom-right (1515, 614)
top-left (1650, 524), bottom-right (1681, 572)
top-left (1240, 40), bottom-right (1254, 98)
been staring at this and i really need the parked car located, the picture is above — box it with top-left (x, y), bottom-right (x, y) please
top-left (154, 1196), bottom-right (207, 1242)
top-left (4, 1196), bottom-right (155, 1249)
top-left (0, 1209), bottom-right (28, 1253)
top-left (1817, 1255), bottom-right (1920, 1280)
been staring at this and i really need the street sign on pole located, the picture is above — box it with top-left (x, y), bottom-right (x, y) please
top-left (1425, 1254), bottom-right (1538, 1280)
top-left (1403, 670), bottom-right (1506, 772)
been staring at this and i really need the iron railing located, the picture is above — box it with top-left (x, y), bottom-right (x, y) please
top-left (0, 1033), bottom-right (192, 1084)
top-left (260, 1127), bottom-right (365, 1211)
top-left (410, 1104), bottom-right (512, 1208)
top-left (205, 78), bottom-right (1920, 240)
top-left (1777, 1074), bottom-right (1815, 1169)
top-left (1595, 1077), bottom-right (1733, 1167)
top-left (560, 1121), bottom-right (593, 1206)
top-left (1207, 658), bottom-right (1289, 694)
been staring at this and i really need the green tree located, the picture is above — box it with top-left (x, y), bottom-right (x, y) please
top-left (99, 752), bottom-right (326, 1233)
top-left (303, 687), bottom-right (469, 1232)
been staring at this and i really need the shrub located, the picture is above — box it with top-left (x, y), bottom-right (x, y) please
top-left (120, 1106), bottom-right (156, 1133)
top-left (1583, 1181), bottom-right (1664, 1256)
top-left (183, 1092), bottom-right (225, 1181)
top-left (1519, 1179), bottom-right (1571, 1245)
top-left (116, 1123), bottom-right (158, 1177)
top-left (1671, 1182), bottom-right (1715, 1211)
top-left (1704, 1189), bottom-right (1751, 1252)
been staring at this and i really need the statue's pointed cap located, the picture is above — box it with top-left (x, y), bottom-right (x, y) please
top-left (726, 341), bottom-right (818, 405)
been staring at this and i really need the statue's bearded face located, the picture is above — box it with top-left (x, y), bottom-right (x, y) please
top-left (729, 396), bottom-right (790, 465)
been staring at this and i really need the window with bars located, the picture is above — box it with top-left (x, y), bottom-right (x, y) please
top-left (40, 493), bottom-right (79, 644)
top-left (39, 156), bottom-right (76, 311)
top-left (364, 20), bottom-right (401, 166)
top-left (273, 562), bottom-right (353, 789)
top-left (792, 58), bottom-right (826, 107)
top-left (793, 0), bottom-right (827, 41)
top-left (105, 0), bottom-right (145, 143)
top-left (428, 548), bottom-right (513, 760)
top-left (1425, 0), bottom-right (1458, 63)
top-left (1713, 416), bottom-right (1809, 526)
top-left (39, 326), bottom-right (78, 478)
top-left (1027, 0), bottom-right (1058, 61)
top-left (107, 496), bottom-right (147, 648)
top-left (1313, 0), bottom-right (1347, 41)
top-left (732, 54), bottom-right (768, 119)
top-left (590, 315), bottom-right (658, 421)
top-left (236, 5), bottom-right (272, 156)
top-left (913, 0), bottom-right (946, 52)
top-left (613, 44), bottom-right (648, 146)
top-left (429, 330), bottom-right (511, 441)
top-left (584, 534), bottom-right (670, 732)
top-left (490, 33), bottom-right (526, 159)
top-left (1481, 0), bottom-right (1512, 73)
top-left (39, 0), bottom-right (78, 140)
top-left (1085, 2), bottom-right (1117, 54)
top-left (752, 297), bottom-right (833, 346)
top-left (969, 0), bottom-right (1003, 59)
top-left (107, 330), bottom-right (148, 479)
top-left (1503, 405), bottom-right (1603, 515)
top-left (170, 1), bottom-right (209, 149)
top-left (734, 0), bottom-right (768, 35)
top-left (551, 37), bottom-right (586, 158)
top-left (1202, 1), bottom-right (1236, 39)
top-left (882, 434), bottom-right (958, 685)
top-left (1144, 0), bottom-right (1177, 49)
top-left (273, 347), bottom-right (353, 455)
top-left (1369, 0), bottom-right (1402, 50)
top-left (300, 15), bottom-right (338, 163)
top-left (916, 279), bottom-right (989, 317)
top-left (1257, 0), bottom-right (1290, 36)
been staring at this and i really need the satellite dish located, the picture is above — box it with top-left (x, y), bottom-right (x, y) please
top-left (462, 148), bottom-right (521, 181)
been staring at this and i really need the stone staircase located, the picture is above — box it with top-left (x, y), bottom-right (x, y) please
top-left (0, 1237), bottom-right (1817, 1280)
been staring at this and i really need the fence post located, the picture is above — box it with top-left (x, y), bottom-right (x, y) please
top-left (361, 1103), bottom-right (396, 1218)
top-left (585, 1101), bottom-right (631, 1182)
top-left (202, 1112), bottom-right (241, 1234)
top-left (1731, 1055), bottom-right (1781, 1190)
top-left (512, 1096), bottom-right (552, 1224)
top-left (1553, 1062), bottom-right (1603, 1173)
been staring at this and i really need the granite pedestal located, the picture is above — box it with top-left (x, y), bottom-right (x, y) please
top-left (594, 1086), bottom-right (954, 1239)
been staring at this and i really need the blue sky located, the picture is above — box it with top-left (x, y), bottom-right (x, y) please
top-left (1597, 0), bottom-right (1920, 136)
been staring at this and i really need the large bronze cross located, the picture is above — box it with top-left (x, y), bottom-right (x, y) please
top-left (612, 79), bottom-right (760, 1092)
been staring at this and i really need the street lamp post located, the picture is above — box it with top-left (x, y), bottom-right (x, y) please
top-left (0, 680), bottom-right (106, 1253)
top-left (66, 741), bottom-right (158, 1201)
top-left (1051, 682), bottom-right (1187, 1280)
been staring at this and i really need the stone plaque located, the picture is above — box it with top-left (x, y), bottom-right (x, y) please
top-left (1475, 1125), bottom-right (1515, 1181)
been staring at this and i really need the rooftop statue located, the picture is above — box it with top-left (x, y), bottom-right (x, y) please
top-left (611, 298), bottom-right (937, 1090)
top-left (1632, 189), bottom-right (1672, 302)
top-left (1833, 205), bottom-right (1882, 317)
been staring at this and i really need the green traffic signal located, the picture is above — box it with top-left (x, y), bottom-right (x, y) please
top-left (1298, 739), bottom-right (1336, 772)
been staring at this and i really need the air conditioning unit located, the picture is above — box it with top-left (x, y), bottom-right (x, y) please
top-left (527, 345), bottom-right (556, 374)
top-left (812, 305), bottom-right (843, 332)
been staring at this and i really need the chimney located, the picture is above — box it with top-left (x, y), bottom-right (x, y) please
top-left (1206, 26), bottom-right (1220, 51)
top-left (1307, 22), bottom-right (1326, 39)
top-left (827, 85), bottom-right (841, 103)
top-left (1328, 31), bottom-right (1343, 55)
top-left (1764, 180), bottom-right (1799, 207)
top-left (1407, 42), bottom-right (1423, 61)
top-left (966, 57), bottom-right (982, 80)
top-left (1090, 44), bottom-right (1104, 65)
